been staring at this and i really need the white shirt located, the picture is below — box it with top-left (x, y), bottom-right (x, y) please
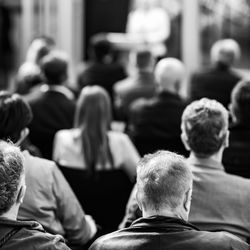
top-left (53, 129), bottom-right (140, 180)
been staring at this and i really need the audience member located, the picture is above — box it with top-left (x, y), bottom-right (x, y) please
top-left (127, 57), bottom-right (188, 156)
top-left (90, 151), bottom-right (248, 250)
top-left (189, 39), bottom-right (242, 108)
top-left (53, 86), bottom-right (139, 233)
top-left (0, 141), bottom-right (71, 250)
top-left (113, 49), bottom-right (156, 121)
top-left (120, 98), bottom-right (250, 242)
top-left (25, 51), bottom-right (75, 159)
top-left (77, 34), bottom-right (126, 101)
top-left (16, 36), bottom-right (55, 95)
top-left (223, 80), bottom-right (250, 178)
top-left (0, 92), bottom-right (96, 248)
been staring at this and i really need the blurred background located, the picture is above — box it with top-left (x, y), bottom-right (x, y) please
top-left (1, 0), bottom-right (250, 91)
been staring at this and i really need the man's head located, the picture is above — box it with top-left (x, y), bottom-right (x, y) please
top-left (136, 151), bottom-right (193, 221)
top-left (0, 92), bottom-right (32, 144)
top-left (89, 34), bottom-right (113, 63)
top-left (210, 39), bottom-right (241, 67)
top-left (181, 98), bottom-right (229, 158)
top-left (40, 51), bottom-right (68, 85)
top-left (155, 58), bottom-right (185, 94)
top-left (230, 80), bottom-right (250, 125)
top-left (0, 141), bottom-right (26, 217)
top-left (130, 49), bottom-right (155, 73)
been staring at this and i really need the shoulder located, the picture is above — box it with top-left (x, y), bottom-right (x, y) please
top-left (130, 97), bottom-right (152, 112)
top-left (108, 130), bottom-right (132, 144)
top-left (55, 129), bottom-right (76, 140)
top-left (114, 77), bottom-right (133, 94)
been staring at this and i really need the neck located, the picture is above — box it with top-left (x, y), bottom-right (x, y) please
top-left (143, 208), bottom-right (187, 221)
top-left (190, 148), bottom-right (224, 163)
top-left (1, 205), bottom-right (19, 221)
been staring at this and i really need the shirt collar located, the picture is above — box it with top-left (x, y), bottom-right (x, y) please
top-left (40, 84), bottom-right (74, 100)
top-left (187, 155), bottom-right (225, 171)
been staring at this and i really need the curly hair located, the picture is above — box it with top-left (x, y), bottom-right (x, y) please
top-left (182, 98), bottom-right (229, 157)
top-left (0, 141), bottom-right (24, 216)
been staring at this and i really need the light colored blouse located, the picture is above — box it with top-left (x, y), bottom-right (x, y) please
top-left (53, 128), bottom-right (140, 180)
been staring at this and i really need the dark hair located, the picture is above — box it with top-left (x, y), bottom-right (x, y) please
top-left (74, 86), bottom-right (112, 172)
top-left (137, 150), bottom-right (192, 211)
top-left (182, 98), bottom-right (229, 157)
top-left (231, 80), bottom-right (250, 125)
top-left (135, 49), bottom-right (153, 69)
top-left (40, 52), bottom-right (68, 85)
top-left (0, 92), bottom-right (32, 143)
top-left (0, 141), bottom-right (24, 216)
top-left (89, 34), bottom-right (112, 62)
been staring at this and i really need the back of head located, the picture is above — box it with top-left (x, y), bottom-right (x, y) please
top-left (0, 141), bottom-right (24, 216)
top-left (132, 49), bottom-right (155, 71)
top-left (155, 58), bottom-right (185, 93)
top-left (182, 98), bottom-right (229, 157)
top-left (89, 34), bottom-right (112, 63)
top-left (230, 80), bottom-right (250, 125)
top-left (74, 86), bottom-right (112, 170)
top-left (136, 151), bottom-right (192, 213)
top-left (210, 39), bottom-right (241, 67)
top-left (40, 51), bottom-right (68, 85)
top-left (0, 92), bottom-right (32, 143)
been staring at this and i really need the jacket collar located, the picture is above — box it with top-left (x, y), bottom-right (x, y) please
top-left (187, 155), bottom-right (225, 171)
top-left (131, 215), bottom-right (199, 232)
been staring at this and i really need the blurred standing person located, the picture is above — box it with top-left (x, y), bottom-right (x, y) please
top-left (127, 0), bottom-right (170, 58)
top-left (77, 34), bottom-right (126, 102)
top-left (113, 49), bottom-right (156, 121)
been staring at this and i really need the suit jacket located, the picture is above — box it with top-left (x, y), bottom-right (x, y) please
top-left (25, 84), bottom-right (75, 159)
top-left (189, 63), bottom-right (241, 108)
top-left (77, 62), bottom-right (126, 101)
top-left (90, 216), bottom-right (248, 250)
top-left (113, 71), bottom-right (156, 121)
top-left (223, 123), bottom-right (250, 178)
top-left (127, 91), bottom-right (188, 156)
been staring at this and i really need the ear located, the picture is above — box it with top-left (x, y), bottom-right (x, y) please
top-left (184, 188), bottom-right (192, 212)
top-left (16, 184), bottom-right (26, 205)
top-left (224, 130), bottom-right (230, 148)
top-left (181, 132), bottom-right (190, 151)
top-left (16, 128), bottom-right (29, 146)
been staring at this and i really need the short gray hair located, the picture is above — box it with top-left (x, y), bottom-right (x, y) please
top-left (0, 141), bottom-right (24, 215)
top-left (182, 98), bottom-right (229, 157)
top-left (136, 151), bottom-right (192, 211)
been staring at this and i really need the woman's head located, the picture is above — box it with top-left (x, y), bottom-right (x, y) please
top-left (75, 86), bottom-right (112, 130)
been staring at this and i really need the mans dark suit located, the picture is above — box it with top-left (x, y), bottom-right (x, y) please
top-left (113, 71), bottom-right (156, 121)
top-left (190, 62), bottom-right (241, 108)
top-left (127, 91), bottom-right (188, 156)
top-left (25, 85), bottom-right (75, 159)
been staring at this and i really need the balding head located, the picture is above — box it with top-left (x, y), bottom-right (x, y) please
top-left (210, 39), bottom-right (241, 66)
top-left (155, 58), bottom-right (185, 94)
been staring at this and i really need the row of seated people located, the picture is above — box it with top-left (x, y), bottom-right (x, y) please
top-left (17, 36), bottom-right (250, 178)
top-left (1, 95), bottom-right (250, 249)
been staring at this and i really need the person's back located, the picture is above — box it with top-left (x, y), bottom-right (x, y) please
top-left (223, 80), bottom-right (250, 178)
top-left (127, 58), bottom-right (188, 156)
top-left (189, 39), bottom-right (242, 108)
top-left (181, 98), bottom-right (250, 241)
top-left (90, 151), bottom-right (248, 250)
top-left (26, 51), bottom-right (75, 159)
top-left (113, 50), bottom-right (156, 120)
top-left (0, 141), bottom-right (70, 250)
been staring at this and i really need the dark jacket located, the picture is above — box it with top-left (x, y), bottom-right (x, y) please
top-left (127, 91), bottom-right (188, 156)
top-left (0, 218), bottom-right (70, 250)
top-left (90, 216), bottom-right (248, 250)
top-left (25, 84), bottom-right (75, 159)
top-left (223, 123), bottom-right (250, 178)
top-left (189, 63), bottom-right (241, 108)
